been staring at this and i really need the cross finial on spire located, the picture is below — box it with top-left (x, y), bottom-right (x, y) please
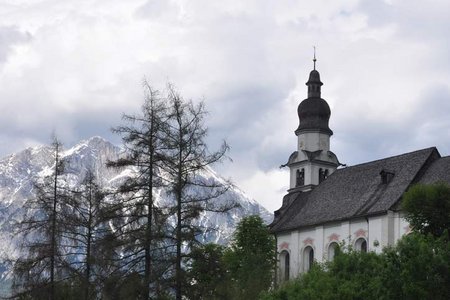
top-left (313, 46), bottom-right (317, 70)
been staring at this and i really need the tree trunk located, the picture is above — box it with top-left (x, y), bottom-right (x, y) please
top-left (175, 128), bottom-right (183, 300)
top-left (50, 145), bottom-right (59, 300)
top-left (144, 112), bottom-right (155, 300)
top-left (84, 183), bottom-right (93, 300)
top-left (144, 176), bottom-right (153, 300)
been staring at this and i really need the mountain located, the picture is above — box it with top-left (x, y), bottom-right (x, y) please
top-left (0, 136), bottom-right (273, 294)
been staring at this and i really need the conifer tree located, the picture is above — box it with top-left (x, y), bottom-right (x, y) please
top-left (62, 170), bottom-right (111, 300)
top-left (12, 137), bottom-right (67, 300)
top-left (107, 81), bottom-right (170, 299)
top-left (162, 85), bottom-right (235, 300)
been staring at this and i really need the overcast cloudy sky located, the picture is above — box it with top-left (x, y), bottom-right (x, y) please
top-left (1, 0), bottom-right (450, 212)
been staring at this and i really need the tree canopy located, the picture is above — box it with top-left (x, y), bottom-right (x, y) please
top-left (184, 215), bottom-right (276, 300)
top-left (402, 182), bottom-right (450, 239)
top-left (225, 215), bottom-right (275, 299)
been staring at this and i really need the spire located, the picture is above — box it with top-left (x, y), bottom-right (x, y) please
top-left (306, 48), bottom-right (322, 98)
top-left (295, 56), bottom-right (332, 136)
top-left (313, 46), bottom-right (317, 70)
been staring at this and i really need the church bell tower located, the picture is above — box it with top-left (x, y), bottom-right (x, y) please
top-left (287, 55), bottom-right (340, 192)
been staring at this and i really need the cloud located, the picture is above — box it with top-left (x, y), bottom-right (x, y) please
top-left (0, 0), bottom-right (450, 212)
top-left (232, 167), bottom-right (289, 212)
top-left (0, 26), bottom-right (31, 64)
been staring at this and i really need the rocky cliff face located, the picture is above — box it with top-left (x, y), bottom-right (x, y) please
top-left (0, 136), bottom-right (272, 291)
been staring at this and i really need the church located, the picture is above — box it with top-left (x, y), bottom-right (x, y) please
top-left (269, 59), bottom-right (450, 282)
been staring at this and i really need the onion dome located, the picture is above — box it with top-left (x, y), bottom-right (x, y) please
top-left (295, 69), bottom-right (333, 136)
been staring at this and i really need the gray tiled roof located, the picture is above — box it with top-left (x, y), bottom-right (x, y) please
top-left (271, 147), bottom-right (441, 233)
top-left (418, 156), bottom-right (450, 185)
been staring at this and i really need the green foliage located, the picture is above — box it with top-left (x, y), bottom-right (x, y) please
top-left (262, 233), bottom-right (450, 300)
top-left (225, 215), bottom-right (276, 300)
top-left (186, 243), bottom-right (229, 300)
top-left (328, 250), bottom-right (384, 299)
top-left (184, 216), bottom-right (275, 300)
top-left (53, 280), bottom-right (84, 300)
top-left (382, 233), bottom-right (450, 300)
top-left (15, 280), bottom-right (84, 300)
top-left (261, 250), bottom-right (384, 300)
top-left (402, 183), bottom-right (450, 239)
top-left (260, 265), bottom-right (334, 300)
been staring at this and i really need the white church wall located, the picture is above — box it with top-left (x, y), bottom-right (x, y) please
top-left (392, 211), bottom-right (411, 241)
top-left (387, 211), bottom-right (395, 245)
top-left (289, 168), bottom-right (296, 189)
top-left (290, 230), bottom-right (300, 275)
top-left (307, 166), bottom-right (317, 185)
top-left (315, 226), bottom-right (324, 261)
top-left (394, 211), bottom-right (401, 241)
top-left (276, 233), bottom-right (291, 280)
top-left (276, 213), bottom-right (412, 281)
top-left (379, 211), bottom-right (397, 248)
top-left (368, 215), bottom-right (383, 253)
top-left (398, 212), bottom-right (411, 238)
top-left (349, 219), bottom-right (368, 250)
top-left (277, 233), bottom-right (291, 254)
top-left (323, 222), bottom-right (343, 260)
top-left (340, 221), bottom-right (351, 245)
top-left (297, 228), bottom-right (316, 273)
top-left (298, 132), bottom-right (330, 152)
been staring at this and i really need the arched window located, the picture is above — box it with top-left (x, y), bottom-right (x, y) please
top-left (361, 240), bottom-right (367, 252)
top-left (280, 251), bottom-right (290, 281)
top-left (296, 169), bottom-right (304, 187)
top-left (319, 169), bottom-right (328, 183)
top-left (284, 252), bottom-right (290, 280)
top-left (327, 242), bottom-right (339, 261)
top-left (303, 246), bottom-right (314, 272)
top-left (355, 238), bottom-right (367, 252)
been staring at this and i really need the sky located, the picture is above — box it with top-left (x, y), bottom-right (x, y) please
top-left (1, 0), bottom-right (450, 212)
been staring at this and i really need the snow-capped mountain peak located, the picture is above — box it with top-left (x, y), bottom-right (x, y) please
top-left (0, 136), bottom-right (272, 257)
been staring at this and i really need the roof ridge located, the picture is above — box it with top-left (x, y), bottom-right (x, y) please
top-left (270, 191), bottom-right (310, 231)
top-left (340, 147), bottom-right (437, 170)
